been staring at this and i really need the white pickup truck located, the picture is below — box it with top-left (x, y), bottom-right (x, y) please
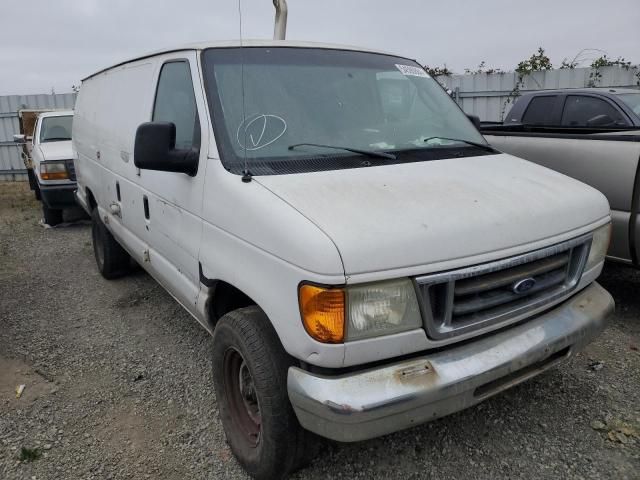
top-left (14, 110), bottom-right (76, 225)
top-left (73, 40), bottom-right (614, 479)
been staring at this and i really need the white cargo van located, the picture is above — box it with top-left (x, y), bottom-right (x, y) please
top-left (73, 40), bottom-right (614, 479)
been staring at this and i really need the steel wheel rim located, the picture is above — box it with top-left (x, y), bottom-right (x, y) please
top-left (223, 347), bottom-right (261, 447)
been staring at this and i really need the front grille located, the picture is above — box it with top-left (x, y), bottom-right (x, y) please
top-left (65, 159), bottom-right (76, 181)
top-left (415, 235), bottom-right (591, 340)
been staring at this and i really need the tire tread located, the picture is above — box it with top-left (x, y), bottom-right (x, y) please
top-left (212, 307), bottom-right (318, 479)
top-left (91, 208), bottom-right (130, 279)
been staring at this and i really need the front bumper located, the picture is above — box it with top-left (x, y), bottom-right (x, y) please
top-left (39, 183), bottom-right (77, 209)
top-left (288, 282), bottom-right (613, 442)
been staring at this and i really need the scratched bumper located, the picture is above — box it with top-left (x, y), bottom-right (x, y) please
top-left (287, 282), bottom-right (613, 442)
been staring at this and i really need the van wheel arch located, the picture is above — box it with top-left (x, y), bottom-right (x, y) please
top-left (86, 187), bottom-right (97, 212)
top-left (204, 281), bottom-right (295, 372)
top-left (206, 280), bottom-right (258, 329)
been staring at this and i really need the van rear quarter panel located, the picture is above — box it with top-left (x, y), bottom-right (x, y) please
top-left (75, 55), bottom-right (210, 325)
top-left (74, 60), bottom-right (157, 265)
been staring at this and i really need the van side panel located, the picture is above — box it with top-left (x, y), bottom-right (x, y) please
top-left (75, 53), bottom-right (208, 317)
top-left (74, 61), bottom-right (157, 267)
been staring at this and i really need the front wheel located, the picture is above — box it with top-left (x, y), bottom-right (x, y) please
top-left (212, 307), bottom-right (318, 479)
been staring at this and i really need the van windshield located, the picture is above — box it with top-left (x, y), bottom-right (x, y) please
top-left (201, 47), bottom-right (488, 175)
top-left (40, 115), bottom-right (73, 143)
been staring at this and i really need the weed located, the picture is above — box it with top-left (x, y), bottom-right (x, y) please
top-left (19, 447), bottom-right (41, 462)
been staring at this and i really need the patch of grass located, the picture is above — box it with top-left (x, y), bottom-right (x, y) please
top-left (19, 447), bottom-right (41, 462)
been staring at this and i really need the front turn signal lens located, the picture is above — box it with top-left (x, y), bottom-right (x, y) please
top-left (40, 162), bottom-right (69, 180)
top-left (299, 284), bottom-right (345, 343)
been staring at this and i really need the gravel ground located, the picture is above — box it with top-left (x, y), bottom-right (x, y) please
top-left (1, 181), bottom-right (639, 480)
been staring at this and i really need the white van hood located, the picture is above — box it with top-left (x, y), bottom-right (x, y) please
top-left (37, 140), bottom-right (73, 161)
top-left (256, 153), bottom-right (610, 275)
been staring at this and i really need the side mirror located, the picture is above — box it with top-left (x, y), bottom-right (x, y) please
top-left (134, 122), bottom-right (198, 176)
top-left (13, 134), bottom-right (26, 144)
top-left (466, 114), bottom-right (482, 130)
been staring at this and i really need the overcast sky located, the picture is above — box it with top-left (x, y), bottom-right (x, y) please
top-left (1, 0), bottom-right (638, 95)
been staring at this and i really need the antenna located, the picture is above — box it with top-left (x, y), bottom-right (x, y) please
top-left (237, 0), bottom-right (250, 182)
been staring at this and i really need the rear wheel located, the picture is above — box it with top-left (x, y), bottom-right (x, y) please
top-left (91, 208), bottom-right (130, 279)
top-left (212, 307), bottom-right (318, 480)
top-left (42, 203), bottom-right (63, 226)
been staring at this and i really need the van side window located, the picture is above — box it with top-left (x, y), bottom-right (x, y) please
top-left (521, 96), bottom-right (557, 125)
top-left (561, 95), bottom-right (628, 127)
top-left (153, 61), bottom-right (200, 150)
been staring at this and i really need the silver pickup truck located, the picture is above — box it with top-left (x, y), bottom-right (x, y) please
top-left (482, 88), bottom-right (640, 267)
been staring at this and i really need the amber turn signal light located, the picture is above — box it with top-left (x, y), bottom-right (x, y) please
top-left (299, 284), bottom-right (345, 343)
top-left (40, 162), bottom-right (69, 180)
top-left (40, 171), bottom-right (69, 180)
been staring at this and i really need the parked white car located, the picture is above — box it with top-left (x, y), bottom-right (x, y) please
top-left (73, 40), bottom-right (614, 479)
top-left (15, 110), bottom-right (76, 225)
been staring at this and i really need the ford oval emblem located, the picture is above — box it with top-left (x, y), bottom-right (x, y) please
top-left (512, 277), bottom-right (536, 294)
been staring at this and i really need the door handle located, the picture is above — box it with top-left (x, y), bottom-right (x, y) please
top-left (143, 195), bottom-right (150, 220)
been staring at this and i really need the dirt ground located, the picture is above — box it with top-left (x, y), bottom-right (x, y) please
top-left (1, 181), bottom-right (639, 479)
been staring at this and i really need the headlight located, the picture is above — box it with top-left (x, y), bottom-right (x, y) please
top-left (299, 278), bottom-right (422, 343)
top-left (346, 278), bottom-right (422, 341)
top-left (40, 161), bottom-right (69, 180)
top-left (586, 223), bottom-right (611, 270)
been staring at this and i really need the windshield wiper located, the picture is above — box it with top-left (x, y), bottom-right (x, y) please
top-left (423, 136), bottom-right (495, 152)
top-left (288, 143), bottom-right (396, 160)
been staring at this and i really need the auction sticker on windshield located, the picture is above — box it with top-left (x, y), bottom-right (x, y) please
top-left (395, 64), bottom-right (430, 78)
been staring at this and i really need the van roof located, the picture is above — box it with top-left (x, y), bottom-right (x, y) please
top-left (39, 110), bottom-right (74, 118)
top-left (82, 40), bottom-right (411, 81)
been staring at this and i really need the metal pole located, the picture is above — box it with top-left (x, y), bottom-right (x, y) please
top-left (273, 0), bottom-right (288, 40)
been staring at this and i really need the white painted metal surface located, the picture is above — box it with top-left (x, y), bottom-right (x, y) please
top-left (73, 44), bottom-right (610, 369)
top-left (83, 40), bottom-right (402, 81)
top-left (485, 133), bottom-right (640, 264)
top-left (256, 154), bottom-right (609, 276)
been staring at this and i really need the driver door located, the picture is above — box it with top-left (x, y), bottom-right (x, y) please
top-left (136, 52), bottom-right (209, 313)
